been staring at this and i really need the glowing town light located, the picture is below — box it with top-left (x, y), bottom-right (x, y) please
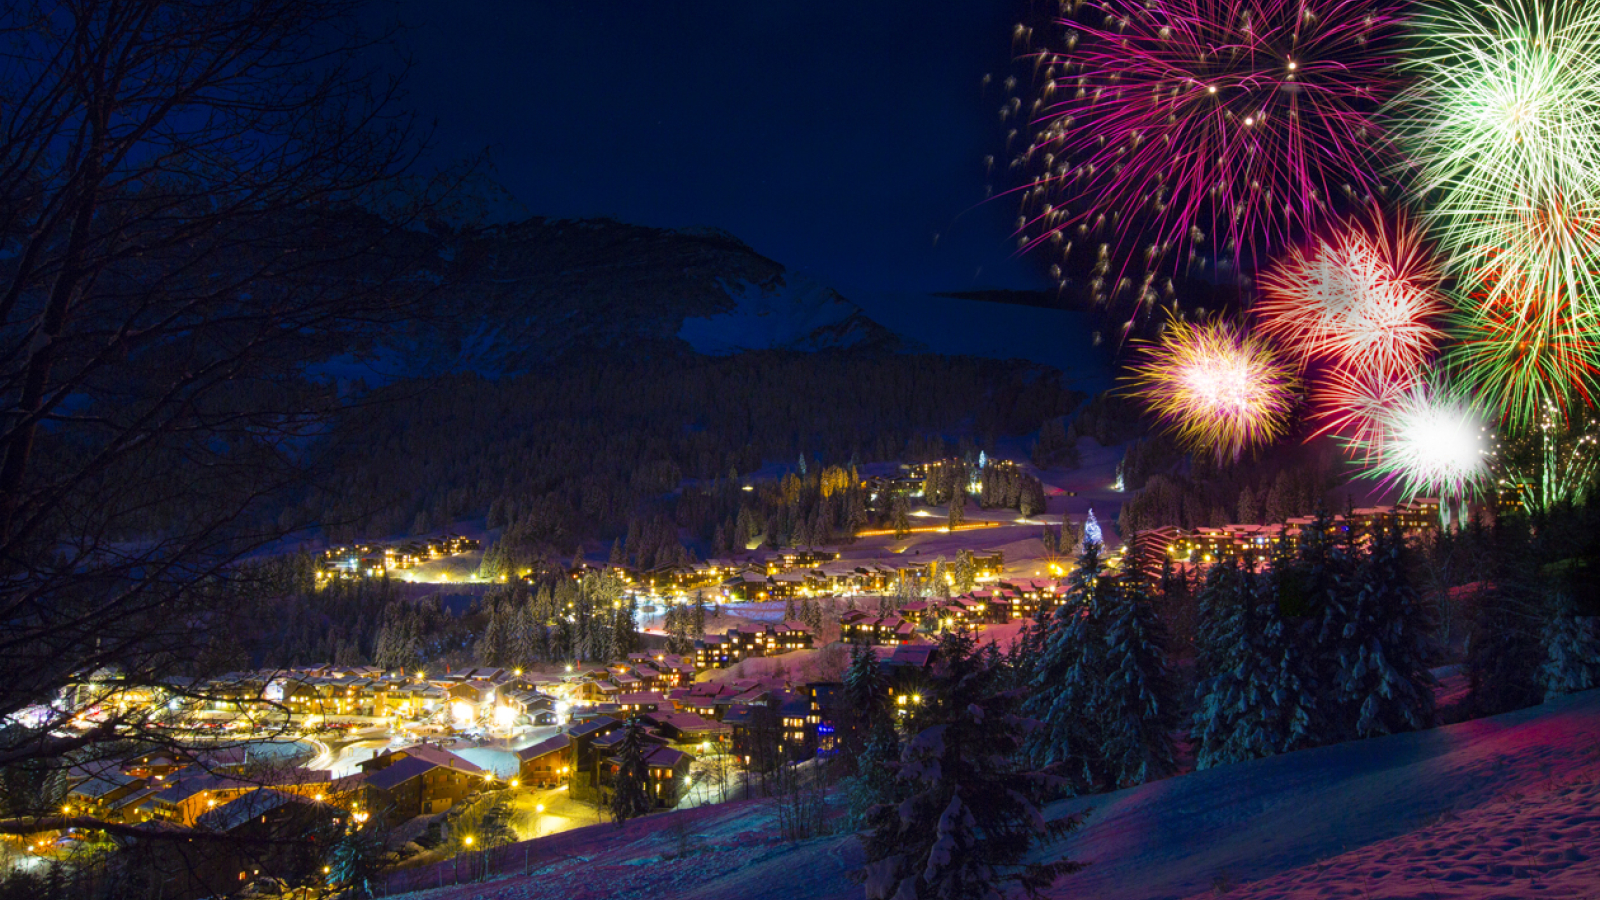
top-left (451, 701), bottom-right (475, 725)
top-left (493, 705), bottom-right (517, 728)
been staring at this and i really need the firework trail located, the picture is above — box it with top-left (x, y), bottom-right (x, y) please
top-left (1012, 0), bottom-right (1400, 300)
top-left (1398, 0), bottom-right (1600, 324)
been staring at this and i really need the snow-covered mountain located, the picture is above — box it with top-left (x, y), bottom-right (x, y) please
top-left (677, 275), bottom-right (900, 355)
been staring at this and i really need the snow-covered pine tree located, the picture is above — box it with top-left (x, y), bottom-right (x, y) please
top-left (1292, 505), bottom-right (1355, 743)
top-left (1021, 543), bottom-right (1112, 790)
top-left (609, 720), bottom-right (653, 826)
top-left (1099, 575), bottom-right (1180, 787)
top-left (861, 631), bottom-right (1081, 900)
top-left (1539, 595), bottom-right (1600, 700)
top-left (1191, 558), bottom-right (1317, 767)
top-left (1190, 559), bottom-right (1253, 768)
top-left (1467, 519), bottom-right (1545, 716)
top-left (952, 549), bottom-right (976, 595)
top-left (845, 717), bottom-right (903, 828)
top-left (1334, 520), bottom-right (1437, 738)
top-left (845, 641), bottom-right (890, 728)
top-left (473, 603), bottom-right (505, 667)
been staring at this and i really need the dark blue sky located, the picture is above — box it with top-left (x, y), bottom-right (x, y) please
top-left (394, 1), bottom-right (1046, 297)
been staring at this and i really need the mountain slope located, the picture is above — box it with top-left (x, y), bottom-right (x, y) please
top-left (371, 218), bottom-right (902, 379)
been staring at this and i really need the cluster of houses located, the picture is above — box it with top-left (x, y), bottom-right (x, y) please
top-left (196, 665), bottom-right (558, 727)
top-left (65, 739), bottom-right (495, 832)
top-left (837, 577), bottom-right (1073, 645)
top-left (551, 548), bottom-right (1006, 605)
top-left (1154, 498), bottom-right (1443, 567)
top-left (318, 535), bottom-right (481, 580)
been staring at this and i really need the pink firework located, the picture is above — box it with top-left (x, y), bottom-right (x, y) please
top-left (1013, 0), bottom-right (1400, 289)
top-left (1257, 218), bottom-right (1445, 380)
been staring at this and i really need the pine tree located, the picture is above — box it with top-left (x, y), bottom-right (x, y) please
top-left (951, 549), bottom-right (976, 595)
top-left (846, 718), bottom-right (903, 828)
top-left (862, 631), bottom-right (1081, 899)
top-left (1099, 577), bottom-right (1180, 788)
top-left (892, 495), bottom-right (911, 540)
top-left (845, 642), bottom-right (889, 731)
top-left (610, 720), bottom-right (654, 826)
top-left (1022, 544), bottom-right (1112, 790)
top-left (785, 597), bottom-right (798, 622)
top-left (1467, 518), bottom-right (1545, 716)
top-left (613, 597), bottom-right (640, 658)
top-left (1334, 521), bottom-right (1437, 738)
top-left (474, 605), bottom-right (506, 667)
top-left (1236, 485), bottom-right (1260, 525)
top-left (1540, 597), bottom-right (1600, 700)
top-left (508, 600), bottom-right (539, 670)
top-left (1191, 560), bottom-right (1316, 768)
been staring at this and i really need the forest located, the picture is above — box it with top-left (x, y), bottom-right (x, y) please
top-left (293, 351), bottom-right (1084, 563)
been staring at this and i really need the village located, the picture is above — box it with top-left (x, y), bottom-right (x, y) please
top-left (31, 485), bottom-right (1456, 889)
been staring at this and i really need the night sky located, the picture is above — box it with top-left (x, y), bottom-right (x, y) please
top-left (394, 1), bottom-right (1047, 298)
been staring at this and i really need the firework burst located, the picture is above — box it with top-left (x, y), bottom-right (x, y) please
top-left (1257, 217), bottom-right (1445, 378)
top-left (1359, 380), bottom-right (1493, 501)
top-left (1128, 317), bottom-right (1299, 462)
top-left (1012, 0), bottom-right (1400, 296)
top-left (1450, 294), bottom-right (1600, 430)
top-left (1398, 0), bottom-right (1600, 322)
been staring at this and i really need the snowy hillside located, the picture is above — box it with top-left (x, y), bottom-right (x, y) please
top-left (387, 689), bottom-right (1600, 900)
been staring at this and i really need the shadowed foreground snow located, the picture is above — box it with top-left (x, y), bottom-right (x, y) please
top-left (391, 689), bottom-right (1600, 900)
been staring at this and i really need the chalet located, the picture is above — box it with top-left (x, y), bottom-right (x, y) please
top-left (568, 716), bottom-right (623, 792)
top-left (194, 788), bottom-right (328, 835)
top-left (356, 755), bottom-right (477, 820)
top-left (839, 612), bottom-right (914, 646)
top-left (66, 771), bottom-right (147, 821)
top-left (645, 711), bottom-right (731, 748)
top-left (616, 691), bottom-right (668, 714)
top-left (515, 733), bottom-right (572, 789)
top-left (642, 746), bottom-right (692, 807)
top-left (357, 743), bottom-right (483, 780)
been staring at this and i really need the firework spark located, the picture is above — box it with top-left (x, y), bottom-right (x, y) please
top-left (1013, 0), bottom-right (1400, 295)
top-left (1451, 294), bottom-right (1600, 430)
top-left (1494, 402), bottom-right (1600, 514)
top-left (1310, 365), bottom-right (1414, 455)
top-left (1398, 0), bottom-right (1600, 322)
top-left (1258, 218), bottom-right (1445, 378)
top-left (1128, 317), bottom-right (1299, 461)
top-left (1360, 380), bottom-right (1493, 501)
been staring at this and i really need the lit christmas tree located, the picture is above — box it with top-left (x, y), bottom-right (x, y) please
top-left (1083, 508), bottom-right (1102, 549)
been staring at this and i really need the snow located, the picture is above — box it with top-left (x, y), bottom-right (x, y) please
top-left (1046, 688), bottom-right (1600, 900)
top-left (382, 689), bottom-right (1600, 900)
